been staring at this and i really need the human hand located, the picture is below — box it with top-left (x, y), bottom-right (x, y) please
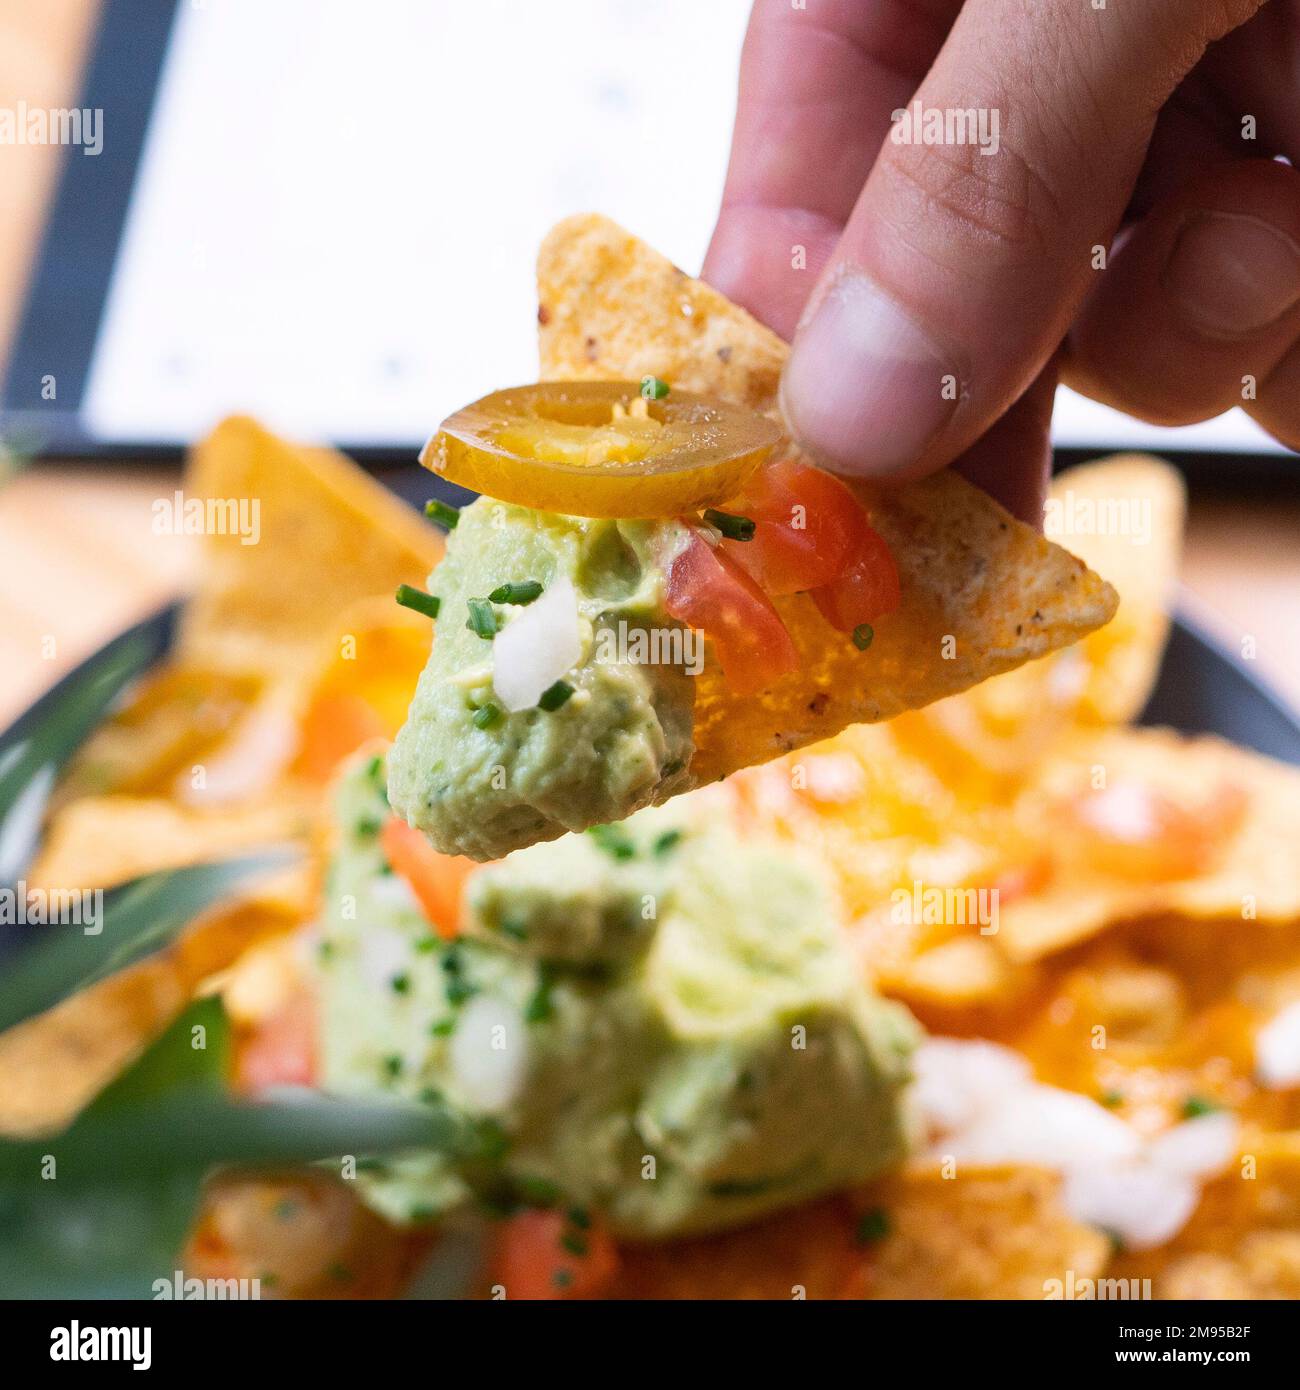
top-left (704, 0), bottom-right (1300, 521)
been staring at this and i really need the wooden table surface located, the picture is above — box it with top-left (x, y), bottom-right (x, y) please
top-left (0, 1), bottom-right (1297, 728)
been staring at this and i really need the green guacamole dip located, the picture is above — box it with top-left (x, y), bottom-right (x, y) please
top-left (387, 499), bottom-right (695, 861)
top-left (316, 751), bottom-right (918, 1239)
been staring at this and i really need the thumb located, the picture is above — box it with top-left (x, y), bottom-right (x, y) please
top-left (779, 0), bottom-right (1267, 479)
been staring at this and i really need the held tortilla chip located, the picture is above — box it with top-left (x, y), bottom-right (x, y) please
top-left (538, 215), bottom-right (1117, 780)
top-left (889, 456), bottom-right (1186, 791)
top-left (179, 416), bottom-right (442, 677)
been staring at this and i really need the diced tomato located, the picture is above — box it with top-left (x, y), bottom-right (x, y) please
top-left (809, 523), bottom-right (901, 632)
top-left (294, 692), bottom-right (387, 783)
top-left (719, 457), bottom-right (862, 595)
top-left (665, 530), bottom-right (799, 695)
top-left (380, 816), bottom-right (477, 940)
top-left (236, 992), bottom-right (317, 1094)
top-left (490, 1208), bottom-right (620, 1300)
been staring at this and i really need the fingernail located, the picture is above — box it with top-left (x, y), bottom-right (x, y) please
top-left (779, 269), bottom-right (958, 476)
top-left (1162, 212), bottom-right (1300, 338)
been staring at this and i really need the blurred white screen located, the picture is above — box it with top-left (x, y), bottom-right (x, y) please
top-left (82, 0), bottom-right (1287, 456)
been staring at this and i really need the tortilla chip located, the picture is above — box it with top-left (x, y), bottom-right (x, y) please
top-left (538, 215), bottom-right (1117, 780)
top-left (28, 791), bottom-right (319, 913)
top-left (179, 416), bottom-right (442, 677)
top-left (0, 900), bottom-right (293, 1138)
top-left (859, 1164), bottom-right (1111, 1299)
top-left (603, 1196), bottom-right (865, 1300)
top-left (997, 728), bottom-right (1300, 960)
top-left (885, 456), bottom-right (1186, 792)
top-left (1041, 455), bottom-right (1185, 726)
top-left (1112, 1133), bottom-right (1300, 1298)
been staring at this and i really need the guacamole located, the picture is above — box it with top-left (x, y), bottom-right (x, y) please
top-left (316, 751), bottom-right (918, 1239)
top-left (387, 499), bottom-right (697, 862)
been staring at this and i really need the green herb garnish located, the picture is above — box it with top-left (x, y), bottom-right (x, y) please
top-left (537, 679), bottom-right (574, 711)
top-left (472, 702), bottom-right (502, 730)
top-left (1181, 1095), bottom-right (1220, 1119)
top-left (588, 823), bottom-right (636, 860)
top-left (525, 965), bottom-right (556, 1024)
top-left (855, 1207), bottom-right (891, 1245)
top-left (640, 375), bottom-right (670, 400)
top-left (852, 623), bottom-right (874, 651)
top-left (703, 508), bottom-right (756, 542)
top-left (425, 498), bottom-right (460, 530)
top-left (390, 972), bottom-right (411, 996)
top-left (395, 583), bottom-right (440, 619)
top-left (488, 580), bottom-right (544, 605)
top-left (465, 598), bottom-right (499, 639)
top-left (652, 828), bottom-right (683, 857)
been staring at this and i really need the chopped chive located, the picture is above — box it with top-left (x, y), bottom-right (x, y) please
top-left (552, 1269), bottom-right (574, 1289)
top-left (702, 508), bottom-right (756, 542)
top-left (854, 1207), bottom-right (890, 1246)
top-left (381, 1053), bottom-right (404, 1080)
top-left (488, 580), bottom-right (544, 606)
top-left (408, 1204), bottom-right (438, 1225)
top-left (390, 972), bottom-right (411, 995)
top-left (652, 828), bottom-right (683, 857)
top-left (1181, 1095), bottom-right (1220, 1119)
top-left (525, 965), bottom-right (556, 1025)
top-left (425, 498), bottom-right (460, 529)
top-left (567, 1206), bottom-right (592, 1231)
top-left (537, 679), bottom-right (574, 711)
top-left (395, 583), bottom-right (440, 619)
top-left (640, 375), bottom-right (670, 400)
top-left (560, 1232), bottom-right (589, 1259)
top-left (517, 1175), bottom-right (562, 1207)
top-left (497, 915), bottom-right (529, 942)
top-left (465, 598), bottom-right (499, 639)
top-left (588, 824), bottom-right (636, 860)
top-left (852, 623), bottom-right (874, 651)
top-left (429, 1017), bottom-right (455, 1037)
top-left (473, 702), bottom-right (502, 730)
top-left (445, 978), bottom-right (478, 1006)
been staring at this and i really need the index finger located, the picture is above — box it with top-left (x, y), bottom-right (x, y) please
top-left (702, 0), bottom-right (957, 339)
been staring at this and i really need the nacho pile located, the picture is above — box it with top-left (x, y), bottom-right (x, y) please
top-left (4, 216), bottom-right (1299, 1301)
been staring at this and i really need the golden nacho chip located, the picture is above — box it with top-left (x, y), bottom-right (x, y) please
top-left (1041, 454), bottom-right (1185, 726)
top-left (179, 416), bottom-right (442, 677)
top-left (537, 214), bottom-right (1117, 780)
top-left (859, 1164), bottom-right (1111, 1299)
top-left (292, 596), bottom-right (433, 784)
top-left (997, 727), bottom-right (1300, 960)
top-left (1112, 1132), bottom-right (1300, 1298)
top-left (28, 790), bottom-right (319, 913)
top-left (0, 899), bottom-right (295, 1138)
top-left (880, 455), bottom-right (1186, 794)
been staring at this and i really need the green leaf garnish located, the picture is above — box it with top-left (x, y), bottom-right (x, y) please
top-left (639, 376), bottom-right (670, 400)
top-left (852, 624), bottom-right (874, 651)
top-left (0, 627), bottom-right (158, 883)
top-left (0, 850), bottom-right (295, 1036)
